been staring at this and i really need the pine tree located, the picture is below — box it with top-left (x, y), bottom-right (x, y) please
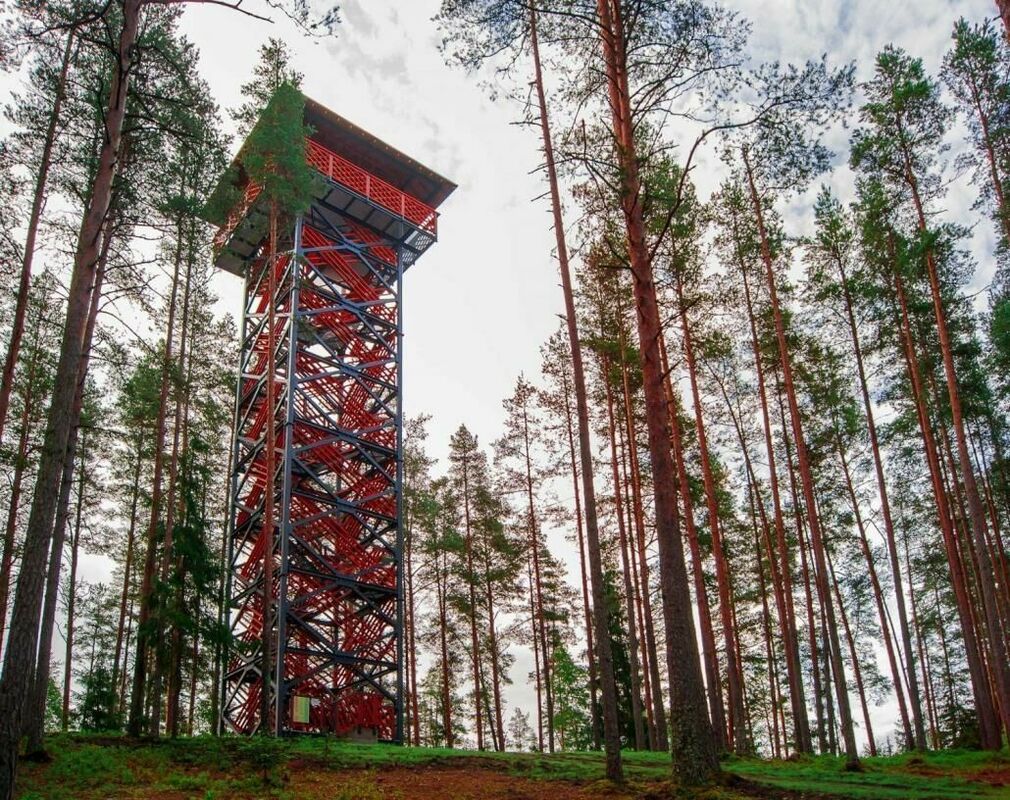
top-left (851, 46), bottom-right (1010, 746)
top-left (805, 188), bottom-right (927, 750)
top-left (436, 2), bottom-right (626, 775)
top-left (232, 38), bottom-right (303, 136)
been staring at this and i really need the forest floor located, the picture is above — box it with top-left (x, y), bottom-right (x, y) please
top-left (13, 734), bottom-right (1010, 800)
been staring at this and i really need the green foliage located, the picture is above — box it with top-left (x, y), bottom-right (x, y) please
top-left (237, 734), bottom-right (288, 787)
top-left (44, 678), bottom-right (62, 734)
top-left (45, 743), bottom-right (135, 790)
top-left (850, 45), bottom-right (951, 201)
top-left (241, 82), bottom-right (316, 220)
top-left (76, 664), bottom-right (121, 732)
top-left (233, 38), bottom-right (304, 136)
top-left (550, 638), bottom-right (592, 750)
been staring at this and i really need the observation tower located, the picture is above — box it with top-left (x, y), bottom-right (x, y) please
top-left (209, 94), bottom-right (454, 741)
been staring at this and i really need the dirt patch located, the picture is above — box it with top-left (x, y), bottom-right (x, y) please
top-left (292, 767), bottom-right (628, 799)
top-left (970, 767), bottom-right (1010, 788)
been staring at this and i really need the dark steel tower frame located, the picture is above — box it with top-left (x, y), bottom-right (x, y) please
top-left (215, 131), bottom-right (441, 740)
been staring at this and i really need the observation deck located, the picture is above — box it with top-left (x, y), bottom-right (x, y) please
top-left (210, 97), bottom-right (455, 275)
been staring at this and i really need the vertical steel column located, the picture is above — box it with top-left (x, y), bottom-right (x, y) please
top-left (218, 268), bottom-right (250, 736)
top-left (394, 244), bottom-right (405, 745)
top-left (274, 216), bottom-right (303, 733)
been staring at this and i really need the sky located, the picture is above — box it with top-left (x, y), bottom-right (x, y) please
top-left (1, 0), bottom-right (999, 750)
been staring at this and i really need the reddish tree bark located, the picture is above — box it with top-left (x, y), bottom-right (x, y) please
top-left (826, 547), bottom-right (876, 756)
top-left (61, 452), bottom-right (87, 731)
top-left (0, 306), bottom-right (48, 654)
top-left (613, 298), bottom-right (667, 750)
top-left (603, 358), bottom-right (647, 749)
top-left (738, 239), bottom-right (812, 754)
top-left (743, 151), bottom-right (859, 767)
top-left (594, 2), bottom-right (719, 780)
top-left (480, 542), bottom-right (506, 750)
top-left (529, 6), bottom-right (623, 776)
top-left (112, 434), bottom-right (144, 713)
top-left (832, 246), bottom-right (926, 749)
top-left (557, 357), bottom-right (601, 748)
top-left (23, 236), bottom-right (109, 755)
top-left (0, 1), bottom-right (141, 790)
top-left (905, 154), bottom-right (1010, 736)
top-left (128, 195), bottom-right (187, 737)
top-left (0, 28), bottom-right (75, 446)
top-left (435, 542), bottom-right (454, 748)
top-left (893, 266), bottom-right (1002, 747)
top-left (659, 337), bottom-right (727, 749)
top-left (673, 273), bottom-right (749, 753)
top-left (836, 439), bottom-right (914, 747)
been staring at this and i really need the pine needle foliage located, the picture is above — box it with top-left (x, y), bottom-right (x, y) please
top-left (240, 82), bottom-right (316, 220)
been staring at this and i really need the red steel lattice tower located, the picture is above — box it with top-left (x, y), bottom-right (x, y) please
top-left (211, 96), bottom-right (454, 740)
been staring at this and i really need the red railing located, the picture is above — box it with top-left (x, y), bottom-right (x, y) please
top-left (305, 139), bottom-right (437, 235)
top-left (214, 140), bottom-right (438, 258)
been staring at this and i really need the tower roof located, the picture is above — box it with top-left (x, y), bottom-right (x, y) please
top-left (205, 92), bottom-right (455, 228)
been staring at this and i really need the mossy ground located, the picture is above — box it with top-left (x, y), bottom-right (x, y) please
top-left (14, 734), bottom-right (1010, 799)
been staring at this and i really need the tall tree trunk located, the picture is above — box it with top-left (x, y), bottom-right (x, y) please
top-left (905, 161), bottom-right (1010, 738)
top-left (792, 454), bottom-right (828, 754)
top-left (482, 552), bottom-right (505, 750)
top-left (528, 549), bottom-right (544, 751)
top-left (187, 603), bottom-right (199, 737)
top-left (0, 3), bottom-right (141, 792)
top-left (0, 27), bottom-right (75, 446)
top-left (129, 205), bottom-right (187, 738)
top-left (558, 360), bottom-right (601, 749)
top-left (24, 209), bottom-right (112, 755)
top-left (893, 265), bottom-right (1002, 747)
top-left (716, 366), bottom-right (785, 758)
top-left (819, 606), bottom-right (838, 755)
top-left (826, 548), bottom-right (876, 756)
top-left (603, 362), bottom-right (646, 750)
top-left (659, 337), bottom-right (726, 749)
top-left (529, 7), bottom-right (623, 776)
top-left (460, 448), bottom-right (485, 751)
top-left (834, 253), bottom-right (925, 750)
top-left (674, 272), bottom-right (749, 754)
top-left (595, 0), bottom-right (718, 781)
top-left (520, 402), bottom-right (553, 753)
top-left (743, 151), bottom-right (859, 768)
top-left (0, 307), bottom-right (48, 654)
top-left (60, 445), bottom-right (87, 731)
top-left (775, 383), bottom-right (827, 755)
top-left (159, 224), bottom-right (197, 737)
top-left (614, 298), bottom-right (666, 749)
top-left (905, 532), bottom-right (941, 748)
top-left (738, 239), bottom-right (811, 754)
top-left (616, 378), bottom-right (657, 747)
top-left (436, 555), bottom-right (453, 748)
top-left (836, 438), bottom-right (914, 748)
top-left (405, 502), bottom-right (420, 746)
top-left (112, 435), bottom-right (144, 715)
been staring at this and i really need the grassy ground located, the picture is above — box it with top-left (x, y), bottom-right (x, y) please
top-left (14, 734), bottom-right (1010, 799)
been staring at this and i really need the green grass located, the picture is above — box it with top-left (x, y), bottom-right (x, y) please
top-left (727, 750), bottom-right (1010, 799)
top-left (16, 734), bottom-right (1010, 799)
